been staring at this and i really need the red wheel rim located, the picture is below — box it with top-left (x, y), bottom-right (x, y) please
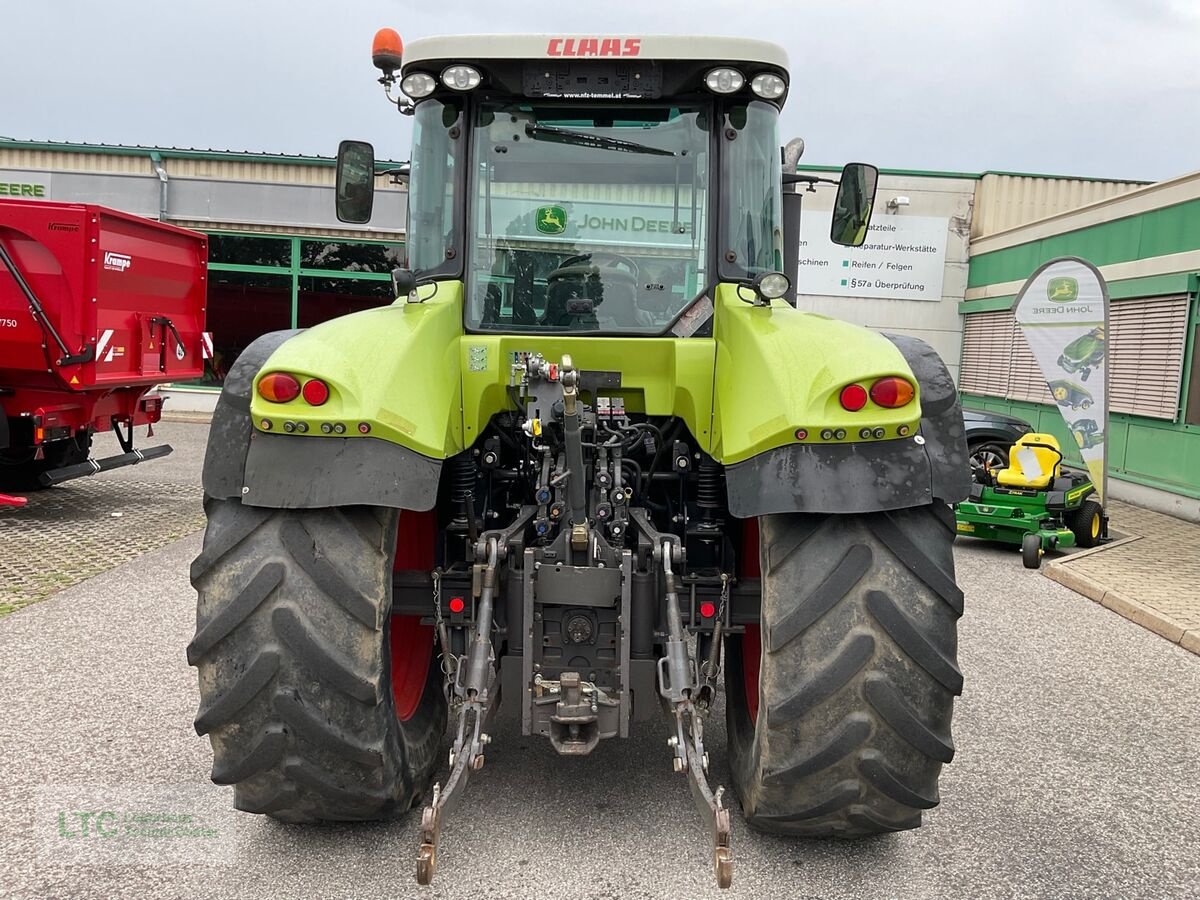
top-left (390, 615), bottom-right (434, 721)
top-left (740, 518), bottom-right (762, 724)
top-left (390, 509), bottom-right (437, 721)
top-left (742, 624), bottom-right (761, 724)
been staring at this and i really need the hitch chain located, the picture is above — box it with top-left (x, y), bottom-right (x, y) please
top-left (416, 536), bottom-right (502, 886)
top-left (431, 569), bottom-right (457, 683)
top-left (698, 573), bottom-right (730, 708)
top-left (656, 539), bottom-right (734, 889)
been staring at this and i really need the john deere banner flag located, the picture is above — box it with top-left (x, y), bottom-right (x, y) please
top-left (1013, 257), bottom-right (1109, 501)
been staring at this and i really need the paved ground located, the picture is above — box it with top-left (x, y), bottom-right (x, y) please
top-left (2, 507), bottom-right (1198, 897)
top-left (1047, 500), bottom-right (1200, 655)
top-left (0, 424), bottom-right (207, 615)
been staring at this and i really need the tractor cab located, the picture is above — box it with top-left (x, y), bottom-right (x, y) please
top-left (336, 33), bottom-right (878, 334)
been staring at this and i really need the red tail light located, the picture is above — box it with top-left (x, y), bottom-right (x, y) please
top-left (257, 372), bottom-right (301, 403)
top-left (302, 378), bottom-right (330, 406)
top-left (870, 376), bottom-right (915, 408)
top-left (839, 383), bottom-right (868, 412)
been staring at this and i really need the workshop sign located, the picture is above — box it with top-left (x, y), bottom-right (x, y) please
top-left (1013, 257), bottom-right (1110, 501)
top-left (796, 212), bottom-right (948, 301)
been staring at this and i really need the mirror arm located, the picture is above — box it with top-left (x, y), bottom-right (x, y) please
top-left (784, 173), bottom-right (839, 188)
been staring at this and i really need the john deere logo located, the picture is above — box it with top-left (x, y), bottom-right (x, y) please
top-left (536, 205), bottom-right (566, 235)
top-left (1046, 276), bottom-right (1079, 303)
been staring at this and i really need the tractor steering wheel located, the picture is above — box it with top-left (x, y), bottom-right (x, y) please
top-left (556, 252), bottom-right (640, 282)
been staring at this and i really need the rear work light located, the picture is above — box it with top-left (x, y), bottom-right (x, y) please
top-left (870, 376), bottom-right (916, 408)
top-left (442, 64), bottom-right (481, 91)
top-left (257, 372), bottom-right (301, 403)
top-left (302, 378), bottom-right (330, 406)
top-left (839, 383), bottom-right (868, 412)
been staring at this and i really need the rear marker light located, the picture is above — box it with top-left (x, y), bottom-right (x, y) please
top-left (872, 427), bottom-right (885, 439)
top-left (283, 421), bottom-right (296, 433)
top-left (870, 376), bottom-right (915, 408)
top-left (699, 601), bottom-right (716, 619)
top-left (333, 423), bottom-right (346, 434)
top-left (449, 596), bottom-right (466, 614)
top-left (261, 419), bottom-right (272, 431)
top-left (320, 423), bottom-right (333, 434)
top-left (839, 384), bottom-right (868, 412)
top-left (821, 429), bottom-right (834, 440)
top-left (860, 428), bottom-right (872, 439)
top-left (834, 429), bottom-right (846, 440)
top-left (794, 428), bottom-right (808, 441)
top-left (898, 424), bottom-right (911, 436)
top-left (302, 378), bottom-right (330, 406)
top-left (358, 422), bottom-right (371, 434)
top-left (295, 422), bottom-right (309, 433)
top-left (257, 372), bottom-right (301, 403)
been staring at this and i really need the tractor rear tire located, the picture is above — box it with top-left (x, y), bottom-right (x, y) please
top-left (725, 504), bottom-right (963, 836)
top-left (188, 498), bottom-right (446, 822)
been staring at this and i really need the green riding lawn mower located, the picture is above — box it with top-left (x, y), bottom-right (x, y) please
top-left (955, 432), bottom-right (1106, 568)
top-left (188, 31), bottom-right (973, 889)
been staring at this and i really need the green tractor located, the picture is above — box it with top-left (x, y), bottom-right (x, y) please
top-left (1072, 418), bottom-right (1104, 450)
top-left (188, 31), bottom-right (971, 888)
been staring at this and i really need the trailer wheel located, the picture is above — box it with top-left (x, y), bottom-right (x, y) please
top-left (188, 498), bottom-right (446, 822)
top-left (725, 504), bottom-right (962, 836)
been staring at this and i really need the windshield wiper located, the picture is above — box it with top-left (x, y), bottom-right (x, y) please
top-left (525, 124), bottom-right (677, 157)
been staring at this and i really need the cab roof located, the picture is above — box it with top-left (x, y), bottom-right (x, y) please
top-left (401, 34), bottom-right (789, 72)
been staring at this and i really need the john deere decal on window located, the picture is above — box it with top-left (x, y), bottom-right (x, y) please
top-left (536, 205), bottom-right (566, 235)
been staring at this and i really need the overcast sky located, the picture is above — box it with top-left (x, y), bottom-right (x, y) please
top-left (6, 1), bottom-right (1198, 181)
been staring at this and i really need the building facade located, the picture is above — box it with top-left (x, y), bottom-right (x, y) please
top-left (960, 171), bottom-right (1200, 518)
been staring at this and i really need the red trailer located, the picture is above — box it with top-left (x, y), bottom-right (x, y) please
top-left (0, 199), bottom-right (208, 490)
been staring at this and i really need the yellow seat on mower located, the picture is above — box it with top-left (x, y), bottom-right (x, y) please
top-left (995, 433), bottom-right (1063, 490)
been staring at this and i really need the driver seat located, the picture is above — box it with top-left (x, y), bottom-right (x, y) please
top-left (995, 433), bottom-right (1062, 490)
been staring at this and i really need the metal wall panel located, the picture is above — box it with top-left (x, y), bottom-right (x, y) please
top-left (0, 167), bottom-right (406, 236)
top-left (0, 148), bottom-right (152, 174)
top-left (972, 173), bottom-right (1145, 239)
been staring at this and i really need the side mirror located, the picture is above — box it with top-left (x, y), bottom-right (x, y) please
top-left (830, 162), bottom-right (879, 248)
top-left (336, 139), bottom-right (376, 224)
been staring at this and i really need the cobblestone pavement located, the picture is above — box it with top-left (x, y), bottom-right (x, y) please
top-left (0, 423), bottom-right (208, 616)
top-left (1047, 499), bottom-right (1200, 655)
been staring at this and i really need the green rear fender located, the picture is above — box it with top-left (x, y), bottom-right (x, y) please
top-left (248, 283), bottom-right (465, 459)
top-left (711, 284), bottom-right (921, 464)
